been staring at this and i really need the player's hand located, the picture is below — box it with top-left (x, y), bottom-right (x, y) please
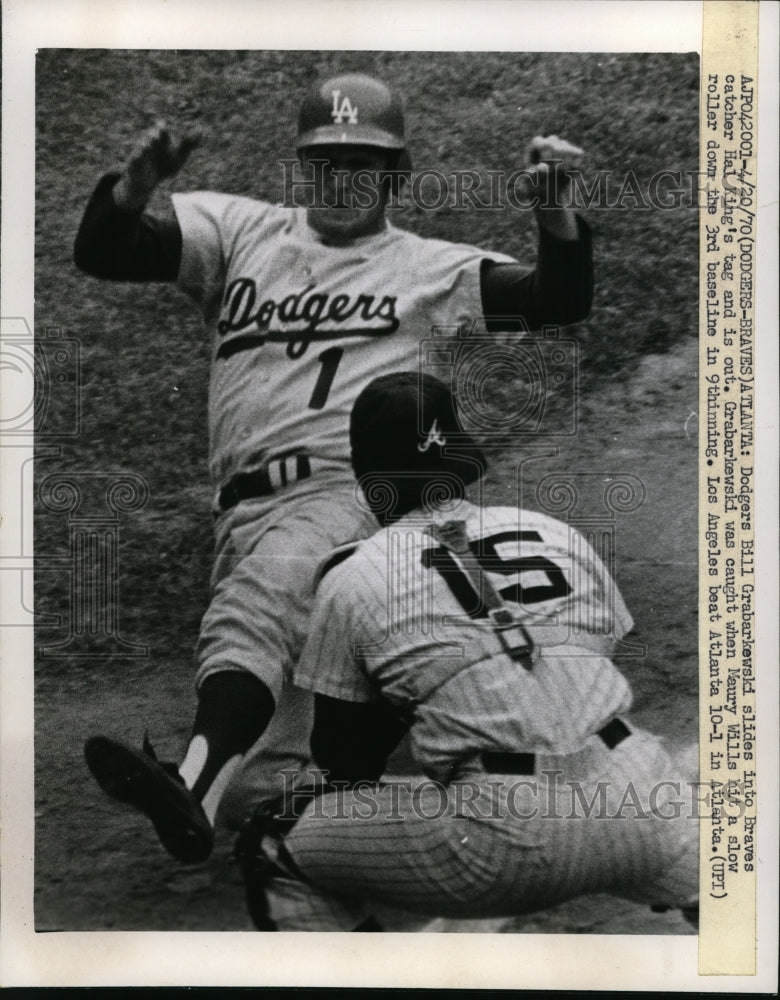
top-left (521, 135), bottom-right (584, 205)
top-left (113, 123), bottom-right (201, 211)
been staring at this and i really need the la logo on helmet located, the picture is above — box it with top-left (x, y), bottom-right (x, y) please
top-left (331, 90), bottom-right (358, 124)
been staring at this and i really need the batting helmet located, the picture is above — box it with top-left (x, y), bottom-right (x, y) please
top-left (296, 73), bottom-right (412, 172)
top-left (350, 372), bottom-right (485, 522)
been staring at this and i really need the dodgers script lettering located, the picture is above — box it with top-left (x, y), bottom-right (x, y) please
top-left (217, 278), bottom-right (400, 358)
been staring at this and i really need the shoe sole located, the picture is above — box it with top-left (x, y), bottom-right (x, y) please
top-left (84, 735), bottom-right (213, 863)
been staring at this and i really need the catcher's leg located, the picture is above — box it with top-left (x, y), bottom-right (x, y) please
top-left (492, 733), bottom-right (700, 922)
top-left (234, 808), bottom-right (379, 932)
top-left (285, 766), bottom-right (699, 923)
top-left (284, 779), bottom-right (521, 917)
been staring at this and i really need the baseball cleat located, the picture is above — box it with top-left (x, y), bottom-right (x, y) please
top-left (84, 734), bottom-right (214, 863)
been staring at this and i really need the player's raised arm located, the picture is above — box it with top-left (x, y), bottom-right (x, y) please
top-left (113, 123), bottom-right (201, 210)
top-left (480, 134), bottom-right (593, 329)
top-left (73, 123), bottom-right (200, 281)
top-left (524, 135), bottom-right (584, 241)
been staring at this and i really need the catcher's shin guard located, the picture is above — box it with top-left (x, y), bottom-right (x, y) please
top-left (234, 810), bottom-right (379, 932)
top-left (234, 815), bottom-right (288, 931)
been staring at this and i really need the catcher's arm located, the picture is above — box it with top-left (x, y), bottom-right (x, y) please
top-left (310, 693), bottom-right (409, 788)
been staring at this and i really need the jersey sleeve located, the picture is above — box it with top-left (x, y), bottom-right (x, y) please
top-left (73, 173), bottom-right (183, 282)
top-left (397, 233), bottom-right (517, 341)
top-left (293, 561), bottom-right (377, 703)
top-left (172, 191), bottom-right (276, 323)
top-left (171, 191), bottom-right (233, 317)
top-left (481, 216), bottom-right (593, 331)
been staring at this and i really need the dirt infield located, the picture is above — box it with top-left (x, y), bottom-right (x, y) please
top-left (33, 50), bottom-right (698, 934)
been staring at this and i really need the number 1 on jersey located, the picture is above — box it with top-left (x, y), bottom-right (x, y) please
top-left (308, 346), bottom-right (344, 410)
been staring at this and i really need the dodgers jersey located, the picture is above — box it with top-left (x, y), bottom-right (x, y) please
top-left (172, 193), bottom-right (517, 486)
top-left (295, 501), bottom-right (635, 780)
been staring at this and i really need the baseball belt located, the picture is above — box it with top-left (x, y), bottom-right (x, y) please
top-left (480, 718), bottom-right (632, 776)
top-left (218, 453), bottom-right (314, 512)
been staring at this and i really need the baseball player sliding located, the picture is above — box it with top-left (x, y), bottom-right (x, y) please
top-left (235, 372), bottom-right (699, 932)
top-left (76, 73), bottom-right (593, 879)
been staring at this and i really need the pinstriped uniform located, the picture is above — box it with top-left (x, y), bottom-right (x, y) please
top-left (286, 500), bottom-right (698, 921)
top-left (296, 501), bottom-right (635, 781)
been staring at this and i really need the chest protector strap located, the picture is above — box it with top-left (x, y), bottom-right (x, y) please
top-left (396, 520), bottom-right (536, 714)
top-left (428, 519), bottom-right (535, 671)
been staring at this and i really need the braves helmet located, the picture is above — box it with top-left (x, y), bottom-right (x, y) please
top-left (351, 372), bottom-right (485, 521)
top-left (297, 73), bottom-right (412, 173)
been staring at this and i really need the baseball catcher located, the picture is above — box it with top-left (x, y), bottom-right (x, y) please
top-left (235, 372), bottom-right (700, 931)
